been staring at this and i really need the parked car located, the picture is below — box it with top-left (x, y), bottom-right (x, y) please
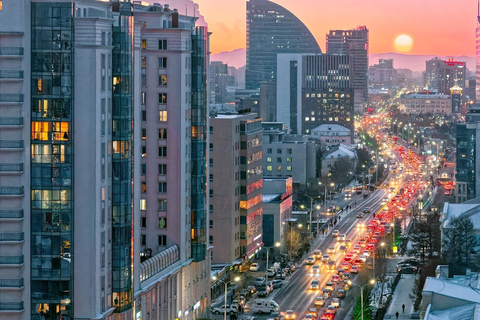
top-left (250, 263), bottom-right (260, 272)
top-left (211, 304), bottom-right (238, 315)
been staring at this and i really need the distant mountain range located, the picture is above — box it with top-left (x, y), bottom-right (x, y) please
top-left (211, 48), bottom-right (474, 72)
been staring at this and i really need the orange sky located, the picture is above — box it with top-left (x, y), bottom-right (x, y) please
top-left (193, 0), bottom-right (476, 56)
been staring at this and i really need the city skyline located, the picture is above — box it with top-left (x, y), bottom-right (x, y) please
top-left (186, 0), bottom-right (477, 57)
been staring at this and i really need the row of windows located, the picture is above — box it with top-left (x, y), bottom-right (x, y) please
top-left (266, 165), bottom-right (292, 172)
top-left (140, 217), bottom-right (167, 229)
top-left (266, 157), bottom-right (292, 163)
top-left (141, 93), bottom-right (168, 105)
top-left (141, 128), bottom-right (167, 140)
top-left (141, 182), bottom-right (167, 193)
top-left (141, 39), bottom-right (168, 51)
top-left (266, 148), bottom-right (293, 154)
top-left (139, 198), bottom-right (167, 211)
top-left (305, 93), bottom-right (350, 98)
top-left (141, 57), bottom-right (168, 69)
top-left (141, 164), bottom-right (167, 176)
top-left (140, 234), bottom-right (167, 246)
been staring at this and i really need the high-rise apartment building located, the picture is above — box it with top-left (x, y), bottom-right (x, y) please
top-left (276, 53), bottom-right (354, 136)
top-left (326, 26), bottom-right (368, 112)
top-left (425, 57), bottom-right (465, 95)
top-left (0, 1), bottom-right (209, 319)
top-left (246, 0), bottom-right (321, 90)
top-left (209, 113), bottom-right (263, 264)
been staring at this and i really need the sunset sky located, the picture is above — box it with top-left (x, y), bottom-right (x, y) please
top-left (188, 0), bottom-right (477, 56)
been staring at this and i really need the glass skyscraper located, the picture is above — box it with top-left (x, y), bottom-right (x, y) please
top-left (246, 0), bottom-right (321, 90)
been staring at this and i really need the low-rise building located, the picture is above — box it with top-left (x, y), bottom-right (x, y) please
top-left (397, 92), bottom-right (452, 115)
top-left (321, 144), bottom-right (357, 177)
top-left (310, 124), bottom-right (352, 146)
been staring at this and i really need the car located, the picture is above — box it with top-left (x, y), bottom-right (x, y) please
top-left (331, 297), bottom-right (340, 308)
top-left (307, 308), bottom-right (318, 318)
top-left (254, 277), bottom-right (266, 286)
top-left (345, 239), bottom-right (352, 247)
top-left (272, 279), bottom-right (283, 289)
top-left (326, 305), bottom-right (337, 316)
top-left (397, 264), bottom-right (418, 274)
top-left (310, 280), bottom-right (320, 290)
top-left (284, 310), bottom-right (297, 320)
top-left (326, 246), bottom-right (336, 255)
top-left (364, 207), bottom-right (370, 213)
top-left (250, 263), bottom-right (260, 272)
top-left (351, 265), bottom-right (359, 273)
top-left (324, 281), bottom-right (334, 291)
top-left (275, 272), bottom-right (286, 280)
top-left (313, 249), bottom-right (322, 259)
top-left (306, 256), bottom-right (316, 265)
top-left (338, 234), bottom-right (346, 242)
top-left (303, 314), bottom-right (314, 320)
top-left (338, 289), bottom-right (346, 299)
top-left (343, 272), bottom-right (351, 279)
top-left (314, 295), bottom-right (325, 307)
top-left (339, 245), bottom-right (347, 253)
top-left (327, 260), bottom-right (335, 271)
top-left (356, 212), bottom-right (364, 218)
top-left (331, 275), bottom-right (341, 283)
top-left (332, 230), bottom-right (340, 237)
top-left (336, 268), bottom-right (345, 277)
top-left (322, 288), bottom-right (332, 298)
top-left (211, 304), bottom-right (238, 315)
top-left (257, 289), bottom-right (270, 298)
top-left (311, 265), bottom-right (320, 275)
top-left (322, 254), bottom-right (330, 263)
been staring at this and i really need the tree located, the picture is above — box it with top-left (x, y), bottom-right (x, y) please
top-left (355, 147), bottom-right (371, 174)
top-left (443, 216), bottom-right (478, 268)
top-left (329, 157), bottom-right (354, 187)
top-left (408, 213), bottom-right (441, 262)
top-left (285, 229), bottom-right (302, 261)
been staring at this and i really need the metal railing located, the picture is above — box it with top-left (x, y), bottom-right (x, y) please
top-left (0, 118), bottom-right (23, 126)
top-left (0, 187), bottom-right (24, 195)
top-left (0, 279), bottom-right (23, 287)
top-left (0, 140), bottom-right (24, 148)
top-left (0, 48), bottom-right (24, 56)
top-left (0, 233), bottom-right (24, 241)
top-left (0, 70), bottom-right (23, 79)
top-left (0, 302), bottom-right (23, 311)
top-left (0, 94), bottom-right (23, 103)
top-left (0, 164), bottom-right (23, 172)
top-left (0, 210), bottom-right (23, 219)
top-left (0, 256), bottom-right (23, 264)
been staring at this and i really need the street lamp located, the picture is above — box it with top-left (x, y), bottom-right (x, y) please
top-left (211, 276), bottom-right (241, 320)
top-left (348, 279), bottom-right (376, 320)
top-left (258, 242), bottom-right (281, 281)
top-left (304, 194), bottom-right (323, 235)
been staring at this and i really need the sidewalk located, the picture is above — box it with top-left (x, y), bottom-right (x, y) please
top-left (383, 273), bottom-right (416, 319)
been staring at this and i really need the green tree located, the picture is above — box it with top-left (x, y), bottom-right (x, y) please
top-left (443, 216), bottom-right (478, 268)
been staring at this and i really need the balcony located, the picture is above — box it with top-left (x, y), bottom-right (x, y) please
top-left (0, 279), bottom-right (23, 289)
top-left (0, 233), bottom-right (23, 242)
top-left (0, 47), bottom-right (24, 57)
top-left (0, 71), bottom-right (23, 81)
top-left (0, 117), bottom-right (23, 127)
top-left (0, 140), bottom-right (24, 150)
top-left (0, 94), bottom-right (23, 104)
top-left (0, 256), bottom-right (24, 266)
top-left (0, 164), bottom-right (23, 175)
top-left (0, 187), bottom-right (24, 197)
top-left (0, 302), bottom-right (23, 312)
top-left (0, 210), bottom-right (23, 220)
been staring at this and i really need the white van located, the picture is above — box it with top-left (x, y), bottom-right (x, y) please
top-left (251, 299), bottom-right (280, 314)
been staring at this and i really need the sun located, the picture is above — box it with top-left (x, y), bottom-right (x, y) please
top-left (394, 34), bottom-right (413, 53)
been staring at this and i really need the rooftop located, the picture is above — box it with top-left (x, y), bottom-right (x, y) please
top-left (311, 124), bottom-right (351, 133)
top-left (423, 277), bottom-right (480, 304)
top-left (400, 93), bottom-right (451, 99)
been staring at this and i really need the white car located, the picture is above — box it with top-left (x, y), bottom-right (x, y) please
top-left (284, 310), bottom-right (297, 320)
top-left (311, 265), bottom-right (320, 276)
top-left (338, 234), bottom-right (346, 242)
top-left (211, 304), bottom-right (238, 315)
top-left (306, 256), bottom-right (315, 265)
top-left (250, 263), bottom-right (260, 272)
top-left (332, 230), bottom-right (340, 237)
top-left (314, 295), bottom-right (325, 306)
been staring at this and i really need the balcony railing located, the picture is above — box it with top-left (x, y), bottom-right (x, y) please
top-left (0, 71), bottom-right (23, 79)
top-left (0, 47), bottom-right (24, 56)
top-left (0, 187), bottom-right (24, 196)
top-left (0, 302), bottom-right (23, 311)
top-left (0, 164), bottom-right (23, 172)
top-left (0, 117), bottom-right (23, 126)
top-left (0, 141), bottom-right (24, 149)
top-left (0, 210), bottom-right (23, 219)
top-left (0, 233), bottom-right (24, 242)
top-left (0, 279), bottom-right (23, 287)
top-left (0, 94), bottom-right (23, 103)
top-left (0, 256), bottom-right (23, 265)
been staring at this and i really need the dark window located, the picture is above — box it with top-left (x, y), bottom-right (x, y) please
top-left (159, 93), bottom-right (167, 104)
top-left (159, 128), bottom-right (167, 139)
top-left (141, 128), bottom-right (146, 140)
top-left (141, 217), bottom-right (146, 228)
top-left (159, 57), bottom-right (167, 68)
top-left (158, 235), bottom-right (167, 246)
top-left (141, 234), bottom-right (146, 246)
top-left (158, 39), bottom-right (167, 50)
top-left (158, 164), bottom-right (167, 175)
top-left (158, 146), bottom-right (167, 157)
top-left (141, 164), bottom-right (146, 175)
top-left (209, 220), bottom-right (213, 228)
top-left (142, 110), bottom-right (146, 121)
top-left (158, 182), bottom-right (167, 193)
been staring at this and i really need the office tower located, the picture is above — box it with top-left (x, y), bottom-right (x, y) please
top-left (246, 0), bottom-right (321, 90)
top-left (209, 113), bottom-right (263, 264)
top-left (397, 92), bottom-right (452, 115)
top-left (276, 53), bottom-right (354, 136)
top-left (135, 3), bottom-right (210, 319)
top-left (425, 57), bottom-right (466, 95)
top-left (259, 82), bottom-right (277, 122)
top-left (326, 26), bottom-right (368, 112)
top-left (456, 105), bottom-right (480, 202)
top-left (0, 1), bottom-right (139, 319)
top-left (209, 61), bottom-right (235, 103)
top-left (369, 59), bottom-right (398, 88)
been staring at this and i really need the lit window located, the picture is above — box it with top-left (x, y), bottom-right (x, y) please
top-left (140, 199), bottom-right (146, 210)
top-left (267, 166), bottom-right (272, 171)
top-left (159, 111), bottom-right (167, 122)
top-left (159, 75), bottom-right (167, 86)
top-left (277, 166), bottom-right (282, 171)
top-left (159, 93), bottom-right (167, 104)
top-left (141, 39), bottom-right (146, 49)
top-left (266, 157), bottom-right (272, 163)
top-left (287, 166), bottom-right (292, 171)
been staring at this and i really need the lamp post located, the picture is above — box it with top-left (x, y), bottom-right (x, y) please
top-left (348, 279), bottom-right (376, 320)
top-left (303, 194), bottom-right (322, 235)
top-left (258, 242), bottom-right (281, 281)
top-left (212, 276), bottom-right (241, 320)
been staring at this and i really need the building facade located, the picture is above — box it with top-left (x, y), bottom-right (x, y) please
top-left (245, 0), bottom-right (321, 90)
top-left (310, 124), bottom-right (352, 146)
top-left (397, 93), bottom-right (452, 115)
top-left (425, 57), bottom-right (466, 95)
top-left (326, 26), bottom-right (369, 112)
top-left (368, 59), bottom-right (397, 88)
top-left (209, 113), bottom-right (263, 264)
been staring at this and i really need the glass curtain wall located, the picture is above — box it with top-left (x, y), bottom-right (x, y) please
top-left (30, 3), bottom-right (74, 319)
